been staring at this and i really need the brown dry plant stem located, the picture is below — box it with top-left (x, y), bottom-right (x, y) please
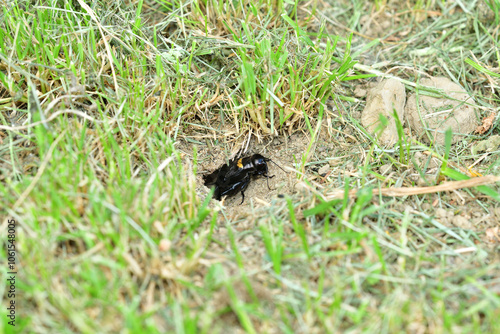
top-left (326, 175), bottom-right (500, 200)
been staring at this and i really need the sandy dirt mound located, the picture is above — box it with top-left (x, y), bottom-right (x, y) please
top-left (405, 77), bottom-right (479, 144)
top-left (361, 78), bottom-right (406, 145)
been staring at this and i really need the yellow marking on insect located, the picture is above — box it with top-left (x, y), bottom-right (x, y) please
top-left (237, 159), bottom-right (243, 168)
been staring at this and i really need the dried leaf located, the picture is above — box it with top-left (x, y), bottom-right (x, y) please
top-left (475, 112), bottom-right (496, 134)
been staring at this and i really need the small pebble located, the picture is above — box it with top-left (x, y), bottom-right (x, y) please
top-left (159, 239), bottom-right (172, 252)
top-left (435, 208), bottom-right (447, 219)
top-left (452, 216), bottom-right (472, 229)
top-left (318, 164), bottom-right (330, 176)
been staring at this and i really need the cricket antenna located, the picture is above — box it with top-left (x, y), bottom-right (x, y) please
top-left (266, 158), bottom-right (286, 173)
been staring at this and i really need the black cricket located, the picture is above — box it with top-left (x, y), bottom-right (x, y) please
top-left (203, 154), bottom-right (285, 204)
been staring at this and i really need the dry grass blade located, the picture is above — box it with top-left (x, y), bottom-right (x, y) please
top-left (76, 0), bottom-right (119, 95)
top-left (0, 109), bottom-right (103, 131)
top-left (13, 130), bottom-right (67, 207)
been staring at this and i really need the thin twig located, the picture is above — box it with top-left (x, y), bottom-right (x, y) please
top-left (326, 175), bottom-right (500, 200)
top-left (0, 109), bottom-right (106, 131)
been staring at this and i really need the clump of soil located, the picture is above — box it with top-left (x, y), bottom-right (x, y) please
top-left (471, 135), bottom-right (500, 155)
top-left (361, 78), bottom-right (406, 145)
top-left (360, 76), bottom-right (479, 145)
top-left (406, 77), bottom-right (479, 144)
